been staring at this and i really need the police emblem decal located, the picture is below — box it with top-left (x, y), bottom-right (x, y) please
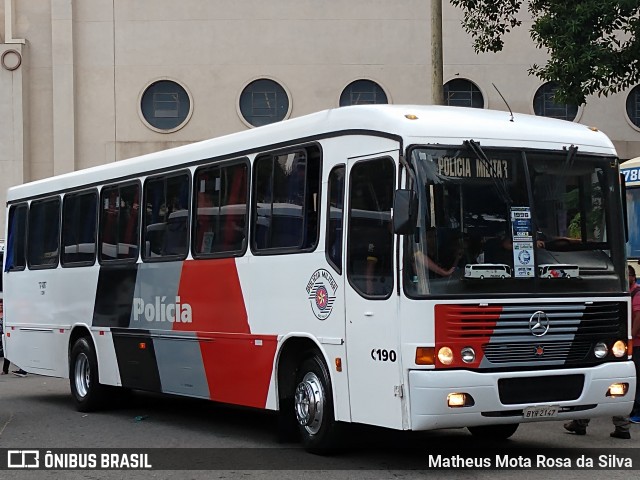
top-left (306, 269), bottom-right (338, 320)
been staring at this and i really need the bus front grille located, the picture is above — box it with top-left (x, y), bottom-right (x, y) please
top-left (436, 301), bottom-right (626, 366)
top-left (483, 340), bottom-right (592, 363)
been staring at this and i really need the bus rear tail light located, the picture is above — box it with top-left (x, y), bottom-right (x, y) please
top-left (415, 347), bottom-right (435, 365)
top-left (607, 383), bottom-right (628, 397)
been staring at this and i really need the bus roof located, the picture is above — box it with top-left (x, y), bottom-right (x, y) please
top-left (7, 105), bottom-right (617, 202)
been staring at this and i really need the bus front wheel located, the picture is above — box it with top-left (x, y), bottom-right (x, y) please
top-left (294, 354), bottom-right (338, 452)
top-left (69, 337), bottom-right (106, 412)
top-left (467, 423), bottom-right (519, 440)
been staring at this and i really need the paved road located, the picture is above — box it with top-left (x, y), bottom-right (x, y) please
top-left (0, 364), bottom-right (638, 479)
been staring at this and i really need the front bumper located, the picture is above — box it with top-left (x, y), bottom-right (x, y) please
top-left (408, 362), bottom-right (636, 430)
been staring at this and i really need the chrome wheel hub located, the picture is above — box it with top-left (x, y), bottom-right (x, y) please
top-left (74, 353), bottom-right (90, 398)
top-left (294, 372), bottom-right (324, 435)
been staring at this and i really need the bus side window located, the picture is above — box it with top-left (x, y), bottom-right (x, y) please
top-left (62, 190), bottom-right (97, 266)
top-left (252, 146), bottom-right (321, 253)
top-left (193, 161), bottom-right (248, 257)
top-left (28, 197), bottom-right (61, 268)
top-left (5, 204), bottom-right (28, 271)
top-left (326, 165), bottom-right (345, 273)
top-left (143, 172), bottom-right (190, 260)
top-left (347, 157), bottom-right (395, 297)
top-left (99, 183), bottom-right (140, 262)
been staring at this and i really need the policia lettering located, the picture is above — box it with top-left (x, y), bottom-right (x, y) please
top-left (133, 296), bottom-right (193, 323)
top-left (437, 157), bottom-right (509, 179)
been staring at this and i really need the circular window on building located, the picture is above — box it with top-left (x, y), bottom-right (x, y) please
top-left (443, 79), bottom-right (484, 108)
top-left (533, 82), bottom-right (579, 121)
top-left (339, 80), bottom-right (388, 106)
top-left (239, 78), bottom-right (290, 127)
top-left (626, 85), bottom-right (640, 129)
top-left (140, 80), bottom-right (192, 132)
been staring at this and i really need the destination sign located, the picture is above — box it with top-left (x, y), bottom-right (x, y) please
top-left (622, 166), bottom-right (640, 184)
top-left (437, 156), bottom-right (510, 179)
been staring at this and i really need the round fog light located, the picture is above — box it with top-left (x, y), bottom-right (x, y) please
top-left (612, 340), bottom-right (627, 358)
top-left (594, 342), bottom-right (608, 359)
top-left (438, 347), bottom-right (454, 365)
top-left (461, 347), bottom-right (476, 363)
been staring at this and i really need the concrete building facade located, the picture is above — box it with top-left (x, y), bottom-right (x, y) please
top-left (1, 0), bottom-right (639, 229)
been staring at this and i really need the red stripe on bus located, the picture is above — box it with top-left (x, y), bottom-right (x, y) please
top-left (435, 304), bottom-right (501, 368)
top-left (175, 258), bottom-right (250, 334)
top-left (200, 334), bottom-right (278, 408)
top-left (176, 259), bottom-right (276, 407)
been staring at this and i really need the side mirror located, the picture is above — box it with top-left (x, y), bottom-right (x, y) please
top-left (393, 189), bottom-right (418, 235)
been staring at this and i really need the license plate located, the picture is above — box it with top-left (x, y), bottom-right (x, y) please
top-left (523, 405), bottom-right (559, 418)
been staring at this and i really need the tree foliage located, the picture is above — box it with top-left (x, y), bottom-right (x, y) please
top-left (450, 0), bottom-right (640, 105)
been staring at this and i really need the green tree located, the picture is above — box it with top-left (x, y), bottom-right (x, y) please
top-left (449, 0), bottom-right (640, 105)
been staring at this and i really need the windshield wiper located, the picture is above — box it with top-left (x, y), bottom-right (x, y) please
top-left (464, 139), bottom-right (513, 207)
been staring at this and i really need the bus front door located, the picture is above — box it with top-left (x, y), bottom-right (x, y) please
top-left (345, 153), bottom-right (404, 429)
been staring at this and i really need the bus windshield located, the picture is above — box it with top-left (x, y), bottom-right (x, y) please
top-left (404, 145), bottom-right (626, 296)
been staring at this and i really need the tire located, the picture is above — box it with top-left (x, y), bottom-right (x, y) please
top-left (69, 337), bottom-right (107, 412)
top-left (294, 354), bottom-right (338, 452)
top-left (277, 396), bottom-right (300, 443)
top-left (467, 423), bottom-right (519, 440)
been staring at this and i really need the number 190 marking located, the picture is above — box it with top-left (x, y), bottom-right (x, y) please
top-left (371, 349), bottom-right (397, 362)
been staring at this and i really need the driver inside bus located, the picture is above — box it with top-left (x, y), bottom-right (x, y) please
top-left (412, 228), bottom-right (459, 278)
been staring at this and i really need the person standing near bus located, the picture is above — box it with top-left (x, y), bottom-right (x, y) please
top-left (1, 299), bottom-right (27, 377)
top-left (564, 264), bottom-right (639, 438)
top-left (1, 300), bottom-right (9, 375)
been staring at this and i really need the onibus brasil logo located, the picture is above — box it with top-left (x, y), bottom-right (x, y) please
top-left (306, 269), bottom-right (338, 320)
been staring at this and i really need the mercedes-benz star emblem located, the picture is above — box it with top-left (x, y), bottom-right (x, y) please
top-left (529, 311), bottom-right (550, 337)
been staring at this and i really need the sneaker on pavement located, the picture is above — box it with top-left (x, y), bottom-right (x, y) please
top-left (564, 421), bottom-right (586, 435)
top-left (11, 370), bottom-right (26, 377)
top-left (629, 416), bottom-right (640, 424)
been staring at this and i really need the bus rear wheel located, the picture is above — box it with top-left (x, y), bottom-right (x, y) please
top-left (294, 354), bottom-right (338, 452)
top-left (69, 337), bottom-right (106, 412)
top-left (467, 423), bottom-right (519, 440)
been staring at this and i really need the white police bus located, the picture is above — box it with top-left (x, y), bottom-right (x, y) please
top-left (3, 105), bottom-right (636, 450)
